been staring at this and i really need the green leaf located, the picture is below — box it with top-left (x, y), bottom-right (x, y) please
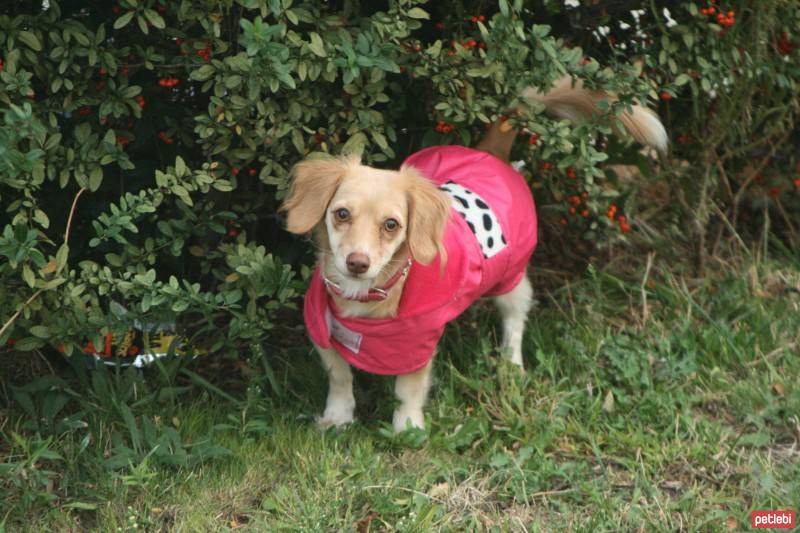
top-left (136, 14), bottom-right (149, 34)
top-left (18, 31), bottom-right (42, 51)
top-left (30, 325), bottom-right (51, 339)
top-left (308, 32), bottom-right (326, 57)
top-left (113, 11), bottom-right (135, 30)
top-left (33, 209), bottom-right (49, 229)
top-left (175, 156), bottom-right (187, 177)
top-left (89, 167), bottom-right (103, 192)
top-left (143, 9), bottom-right (166, 29)
top-left (13, 337), bottom-right (45, 351)
top-left (23, 265), bottom-right (36, 287)
top-left (56, 244), bottom-right (69, 272)
top-left (407, 7), bottom-right (430, 19)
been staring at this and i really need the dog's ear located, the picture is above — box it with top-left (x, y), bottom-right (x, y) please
top-left (403, 166), bottom-right (451, 267)
top-left (282, 158), bottom-right (348, 234)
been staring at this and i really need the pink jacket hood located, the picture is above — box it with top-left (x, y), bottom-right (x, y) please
top-left (304, 146), bottom-right (537, 375)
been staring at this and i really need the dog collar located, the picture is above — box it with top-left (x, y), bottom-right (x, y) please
top-left (323, 258), bottom-right (412, 302)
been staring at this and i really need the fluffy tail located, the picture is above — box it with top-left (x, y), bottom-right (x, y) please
top-left (477, 75), bottom-right (667, 161)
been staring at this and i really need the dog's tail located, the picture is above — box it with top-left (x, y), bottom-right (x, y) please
top-left (477, 75), bottom-right (667, 161)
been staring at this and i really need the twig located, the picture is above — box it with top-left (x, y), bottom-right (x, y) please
top-left (64, 187), bottom-right (87, 245)
top-left (640, 252), bottom-right (655, 327)
top-left (0, 187), bottom-right (86, 341)
top-left (0, 289), bottom-right (44, 341)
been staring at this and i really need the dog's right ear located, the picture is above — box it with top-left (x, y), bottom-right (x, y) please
top-left (282, 158), bottom-right (347, 234)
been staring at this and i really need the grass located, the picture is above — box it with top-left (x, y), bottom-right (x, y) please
top-left (1, 252), bottom-right (799, 532)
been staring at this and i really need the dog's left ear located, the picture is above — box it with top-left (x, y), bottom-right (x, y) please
top-left (282, 158), bottom-right (349, 234)
top-left (403, 166), bottom-right (451, 267)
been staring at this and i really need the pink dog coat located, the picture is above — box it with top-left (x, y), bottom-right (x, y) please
top-left (303, 145), bottom-right (538, 375)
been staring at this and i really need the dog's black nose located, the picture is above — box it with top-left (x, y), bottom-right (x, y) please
top-left (346, 253), bottom-right (370, 275)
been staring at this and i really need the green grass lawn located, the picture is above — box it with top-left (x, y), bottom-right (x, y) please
top-left (2, 253), bottom-right (799, 532)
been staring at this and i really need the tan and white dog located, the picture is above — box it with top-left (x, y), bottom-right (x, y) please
top-left (283, 76), bottom-right (667, 432)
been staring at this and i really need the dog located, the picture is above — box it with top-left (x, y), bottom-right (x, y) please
top-left (283, 76), bottom-right (667, 433)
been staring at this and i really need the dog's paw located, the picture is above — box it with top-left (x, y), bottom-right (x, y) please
top-left (392, 407), bottom-right (425, 433)
top-left (316, 407), bottom-right (354, 430)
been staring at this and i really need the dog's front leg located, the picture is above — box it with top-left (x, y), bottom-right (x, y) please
top-left (393, 358), bottom-right (434, 432)
top-left (316, 345), bottom-right (355, 429)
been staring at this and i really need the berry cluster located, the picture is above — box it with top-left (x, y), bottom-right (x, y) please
top-left (225, 220), bottom-right (239, 237)
top-left (78, 106), bottom-right (92, 116)
top-left (777, 32), bottom-right (794, 56)
top-left (158, 77), bottom-right (180, 87)
top-left (606, 204), bottom-right (631, 233)
top-left (134, 95), bottom-right (146, 109)
top-left (157, 131), bottom-right (174, 144)
top-left (565, 191), bottom-right (590, 219)
top-left (435, 120), bottom-right (455, 134)
top-left (196, 45), bottom-right (211, 61)
top-left (699, 2), bottom-right (735, 27)
top-left (527, 133), bottom-right (539, 146)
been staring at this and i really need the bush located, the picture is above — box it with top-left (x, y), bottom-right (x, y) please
top-left (1, 0), bottom-right (798, 367)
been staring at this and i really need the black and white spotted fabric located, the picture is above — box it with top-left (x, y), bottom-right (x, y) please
top-left (439, 181), bottom-right (507, 259)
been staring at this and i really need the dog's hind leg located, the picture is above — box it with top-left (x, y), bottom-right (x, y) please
top-left (393, 358), bottom-right (434, 432)
top-left (316, 345), bottom-right (356, 429)
top-left (493, 274), bottom-right (533, 368)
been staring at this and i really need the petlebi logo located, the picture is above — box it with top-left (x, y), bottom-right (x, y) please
top-left (751, 510), bottom-right (795, 529)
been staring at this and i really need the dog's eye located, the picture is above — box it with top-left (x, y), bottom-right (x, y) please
top-left (334, 208), bottom-right (350, 221)
top-left (384, 218), bottom-right (399, 232)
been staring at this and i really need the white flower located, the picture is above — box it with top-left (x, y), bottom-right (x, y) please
top-left (663, 8), bottom-right (677, 28)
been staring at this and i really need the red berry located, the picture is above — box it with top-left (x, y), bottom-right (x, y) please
top-left (566, 167), bottom-right (577, 179)
top-left (478, 15), bottom-right (486, 22)
top-left (228, 229), bottom-right (238, 237)
top-left (232, 167), bottom-right (240, 176)
top-left (581, 209), bottom-right (589, 218)
top-left (793, 178), bottom-right (800, 188)
top-left (435, 22), bottom-right (444, 30)
top-left (0, 59), bottom-right (4, 73)
top-left (769, 187), bottom-right (781, 198)
top-left (528, 134), bottom-right (539, 146)
top-left (6, 338), bottom-right (16, 347)
top-left (248, 168), bottom-right (257, 176)
top-left (470, 16), bottom-right (478, 23)
top-left (478, 42), bottom-right (487, 50)
top-left (619, 222), bottom-right (631, 233)
top-left (660, 91), bottom-right (672, 101)
top-left (568, 207), bottom-right (576, 215)
top-left (559, 218), bottom-right (568, 226)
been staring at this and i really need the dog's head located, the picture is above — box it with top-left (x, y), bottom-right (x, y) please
top-left (283, 156), bottom-right (451, 294)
